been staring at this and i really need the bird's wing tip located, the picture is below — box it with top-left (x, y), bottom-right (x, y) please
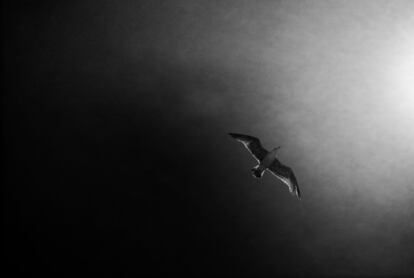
top-left (296, 190), bottom-right (302, 200)
top-left (290, 186), bottom-right (301, 200)
top-left (229, 133), bottom-right (244, 140)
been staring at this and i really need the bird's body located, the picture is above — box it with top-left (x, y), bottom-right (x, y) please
top-left (229, 133), bottom-right (301, 199)
top-left (252, 148), bottom-right (280, 178)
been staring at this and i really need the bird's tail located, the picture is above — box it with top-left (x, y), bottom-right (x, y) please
top-left (251, 165), bottom-right (265, 178)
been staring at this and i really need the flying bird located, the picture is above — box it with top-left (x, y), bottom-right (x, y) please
top-left (229, 133), bottom-right (301, 199)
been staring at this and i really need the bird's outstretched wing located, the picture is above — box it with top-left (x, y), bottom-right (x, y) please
top-left (229, 133), bottom-right (268, 162)
top-left (268, 160), bottom-right (301, 199)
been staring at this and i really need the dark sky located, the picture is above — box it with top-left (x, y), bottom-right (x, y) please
top-left (3, 1), bottom-right (414, 277)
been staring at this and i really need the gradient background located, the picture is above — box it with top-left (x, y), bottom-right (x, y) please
top-left (3, 0), bottom-right (414, 276)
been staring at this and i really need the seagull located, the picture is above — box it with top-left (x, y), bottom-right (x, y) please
top-left (229, 133), bottom-right (301, 199)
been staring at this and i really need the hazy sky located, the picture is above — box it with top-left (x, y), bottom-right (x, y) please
top-left (3, 1), bottom-right (414, 276)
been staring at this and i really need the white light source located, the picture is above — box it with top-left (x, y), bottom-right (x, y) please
top-left (383, 34), bottom-right (414, 125)
top-left (388, 44), bottom-right (414, 95)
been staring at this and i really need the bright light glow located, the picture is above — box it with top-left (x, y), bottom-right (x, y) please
top-left (387, 45), bottom-right (414, 95)
top-left (383, 32), bottom-right (414, 120)
top-left (263, 8), bottom-right (414, 203)
top-left (393, 51), bottom-right (414, 92)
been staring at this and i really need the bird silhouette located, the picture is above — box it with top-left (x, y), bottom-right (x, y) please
top-left (229, 133), bottom-right (301, 199)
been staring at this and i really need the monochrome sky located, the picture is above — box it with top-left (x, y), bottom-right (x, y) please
top-left (3, 1), bottom-right (414, 276)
